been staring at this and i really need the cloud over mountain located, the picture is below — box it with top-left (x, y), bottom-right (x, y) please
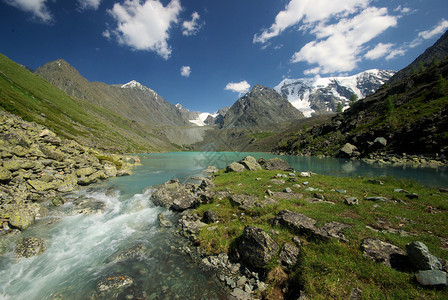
top-left (105, 0), bottom-right (182, 59)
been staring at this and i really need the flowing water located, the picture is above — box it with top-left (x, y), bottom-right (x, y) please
top-left (0, 152), bottom-right (446, 299)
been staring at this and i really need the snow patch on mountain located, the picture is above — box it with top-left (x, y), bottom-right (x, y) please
top-left (275, 69), bottom-right (395, 117)
top-left (189, 112), bottom-right (218, 126)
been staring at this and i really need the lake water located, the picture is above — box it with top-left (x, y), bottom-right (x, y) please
top-left (0, 152), bottom-right (446, 299)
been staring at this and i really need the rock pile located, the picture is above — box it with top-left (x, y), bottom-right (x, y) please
top-left (0, 111), bottom-right (135, 232)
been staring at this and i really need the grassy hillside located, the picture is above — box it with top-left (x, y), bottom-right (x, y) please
top-left (194, 168), bottom-right (448, 299)
top-left (0, 53), bottom-right (177, 153)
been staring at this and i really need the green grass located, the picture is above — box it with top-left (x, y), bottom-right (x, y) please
top-left (193, 170), bottom-right (448, 299)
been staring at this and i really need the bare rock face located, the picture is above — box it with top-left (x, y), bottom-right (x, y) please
top-left (237, 226), bottom-right (279, 269)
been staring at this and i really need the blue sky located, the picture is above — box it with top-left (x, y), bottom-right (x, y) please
top-left (1, 0), bottom-right (447, 113)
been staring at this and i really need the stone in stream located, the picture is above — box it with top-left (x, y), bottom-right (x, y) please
top-left (15, 237), bottom-right (46, 258)
top-left (97, 274), bottom-right (134, 293)
top-left (157, 213), bottom-right (173, 228)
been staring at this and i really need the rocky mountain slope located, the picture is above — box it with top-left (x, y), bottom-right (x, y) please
top-left (35, 60), bottom-right (189, 127)
top-left (218, 85), bottom-right (304, 129)
top-left (275, 69), bottom-right (395, 117)
top-left (273, 56), bottom-right (448, 164)
top-left (0, 53), bottom-right (177, 152)
top-left (389, 30), bottom-right (448, 84)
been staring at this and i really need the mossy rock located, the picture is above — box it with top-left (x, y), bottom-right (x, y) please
top-left (0, 167), bottom-right (12, 182)
top-left (15, 237), bottom-right (46, 258)
top-left (75, 167), bottom-right (96, 177)
top-left (28, 179), bottom-right (56, 192)
top-left (9, 209), bottom-right (35, 230)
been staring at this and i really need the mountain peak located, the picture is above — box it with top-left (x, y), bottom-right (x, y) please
top-left (121, 80), bottom-right (147, 90)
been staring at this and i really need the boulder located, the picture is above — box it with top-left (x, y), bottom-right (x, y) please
top-left (229, 194), bottom-right (259, 210)
top-left (15, 237), bottom-right (46, 258)
top-left (370, 137), bottom-right (387, 151)
top-left (239, 156), bottom-right (262, 171)
top-left (338, 143), bottom-right (358, 158)
top-left (360, 238), bottom-right (409, 270)
top-left (202, 210), bottom-right (219, 224)
top-left (272, 210), bottom-right (351, 241)
top-left (226, 162), bottom-right (246, 173)
top-left (415, 270), bottom-right (447, 287)
top-left (237, 226), bottom-right (279, 269)
top-left (405, 241), bottom-right (442, 270)
top-left (364, 196), bottom-right (389, 202)
top-left (9, 209), bottom-right (35, 230)
top-left (203, 166), bottom-right (219, 174)
top-left (279, 243), bottom-right (300, 268)
top-left (257, 157), bottom-right (294, 171)
top-left (103, 163), bottom-right (118, 177)
top-left (151, 179), bottom-right (199, 212)
top-left (28, 179), bottom-right (55, 192)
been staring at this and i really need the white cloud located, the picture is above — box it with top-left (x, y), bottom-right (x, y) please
top-left (4, 0), bottom-right (52, 23)
top-left (253, 0), bottom-right (369, 44)
top-left (225, 81), bottom-right (250, 95)
top-left (106, 0), bottom-right (182, 60)
top-left (409, 19), bottom-right (448, 49)
top-left (385, 48), bottom-right (406, 60)
top-left (365, 42), bottom-right (394, 60)
top-left (180, 66), bottom-right (191, 77)
top-left (182, 11), bottom-right (202, 36)
top-left (291, 6), bottom-right (397, 74)
top-left (254, 0), bottom-right (400, 75)
top-left (78, 0), bottom-right (101, 10)
top-left (393, 5), bottom-right (415, 16)
top-left (418, 19), bottom-right (448, 40)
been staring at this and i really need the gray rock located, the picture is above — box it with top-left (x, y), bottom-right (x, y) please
top-left (0, 167), bottom-right (13, 182)
top-left (270, 179), bottom-right (285, 185)
top-left (344, 197), bottom-right (359, 205)
top-left (405, 241), bottom-right (442, 270)
top-left (335, 189), bottom-right (346, 194)
top-left (272, 210), bottom-right (351, 241)
top-left (284, 188), bottom-right (292, 193)
top-left (405, 193), bottom-right (419, 199)
top-left (150, 179), bottom-right (199, 212)
top-left (361, 238), bottom-right (408, 270)
top-left (226, 162), bottom-right (246, 173)
top-left (15, 237), bottom-right (46, 258)
top-left (372, 137), bottom-right (387, 149)
top-left (237, 225), bottom-right (279, 269)
top-left (415, 270), bottom-right (447, 286)
top-left (230, 288), bottom-right (252, 300)
top-left (257, 157), bottom-right (294, 171)
top-left (279, 242), bottom-right (300, 268)
top-left (203, 166), bottom-right (219, 174)
top-left (202, 209), bottom-right (219, 224)
top-left (239, 156), bottom-right (262, 171)
top-left (338, 143), bottom-right (358, 158)
top-left (364, 196), bottom-right (389, 202)
top-left (157, 213), bottom-right (173, 228)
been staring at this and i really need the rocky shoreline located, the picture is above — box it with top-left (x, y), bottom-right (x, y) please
top-left (0, 110), bottom-right (139, 234)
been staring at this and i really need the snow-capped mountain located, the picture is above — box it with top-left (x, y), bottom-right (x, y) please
top-left (274, 69), bottom-right (395, 117)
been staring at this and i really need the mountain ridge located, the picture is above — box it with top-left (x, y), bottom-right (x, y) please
top-left (274, 69), bottom-right (395, 117)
